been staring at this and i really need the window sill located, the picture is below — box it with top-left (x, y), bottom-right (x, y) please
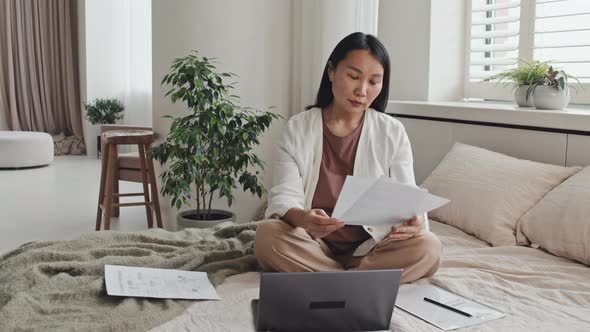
top-left (386, 100), bottom-right (590, 134)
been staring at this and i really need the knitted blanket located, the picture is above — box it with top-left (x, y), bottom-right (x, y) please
top-left (0, 221), bottom-right (259, 331)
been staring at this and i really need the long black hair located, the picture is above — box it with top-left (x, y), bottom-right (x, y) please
top-left (306, 32), bottom-right (390, 113)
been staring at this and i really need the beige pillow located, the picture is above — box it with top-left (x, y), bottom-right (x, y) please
top-left (421, 143), bottom-right (581, 246)
top-left (517, 166), bottom-right (590, 265)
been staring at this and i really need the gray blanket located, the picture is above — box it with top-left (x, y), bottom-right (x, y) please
top-left (0, 221), bottom-right (259, 331)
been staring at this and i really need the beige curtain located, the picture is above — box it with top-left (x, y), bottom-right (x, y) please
top-left (0, 0), bottom-right (85, 151)
top-left (291, 0), bottom-right (379, 116)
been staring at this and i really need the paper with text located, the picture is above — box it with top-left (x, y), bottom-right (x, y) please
top-left (332, 175), bottom-right (449, 226)
top-left (396, 283), bottom-right (505, 330)
top-left (105, 264), bottom-right (220, 300)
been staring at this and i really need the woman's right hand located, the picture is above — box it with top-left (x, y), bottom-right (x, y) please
top-left (303, 209), bottom-right (345, 239)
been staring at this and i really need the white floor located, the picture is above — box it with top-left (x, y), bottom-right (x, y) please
top-left (0, 156), bottom-right (152, 253)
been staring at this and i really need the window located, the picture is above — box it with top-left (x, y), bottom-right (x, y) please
top-left (465, 0), bottom-right (590, 104)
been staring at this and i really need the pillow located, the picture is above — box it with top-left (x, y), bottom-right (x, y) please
top-left (516, 166), bottom-right (590, 265)
top-left (421, 143), bottom-right (581, 246)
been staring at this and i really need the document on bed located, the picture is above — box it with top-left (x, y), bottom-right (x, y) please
top-left (395, 283), bottom-right (506, 330)
top-left (104, 264), bottom-right (220, 300)
top-left (332, 175), bottom-right (449, 226)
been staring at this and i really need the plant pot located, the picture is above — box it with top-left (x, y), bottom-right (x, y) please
top-left (533, 86), bottom-right (570, 110)
top-left (97, 135), bottom-right (101, 159)
top-left (514, 85), bottom-right (534, 107)
top-left (177, 209), bottom-right (236, 229)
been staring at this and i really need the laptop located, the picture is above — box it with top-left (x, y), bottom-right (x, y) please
top-left (252, 269), bottom-right (402, 332)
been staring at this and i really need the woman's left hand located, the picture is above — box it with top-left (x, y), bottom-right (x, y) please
top-left (386, 216), bottom-right (422, 241)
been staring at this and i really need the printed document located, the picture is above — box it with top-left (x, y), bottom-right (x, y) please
top-left (332, 175), bottom-right (449, 226)
top-left (105, 264), bottom-right (220, 300)
top-left (396, 283), bottom-right (505, 330)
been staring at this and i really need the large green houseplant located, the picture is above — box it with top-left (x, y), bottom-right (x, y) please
top-left (151, 52), bottom-right (280, 226)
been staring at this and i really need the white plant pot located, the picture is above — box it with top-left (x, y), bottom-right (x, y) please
top-left (177, 209), bottom-right (235, 229)
top-left (533, 86), bottom-right (570, 110)
top-left (514, 85), bottom-right (534, 107)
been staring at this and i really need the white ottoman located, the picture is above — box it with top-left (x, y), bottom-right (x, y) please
top-left (0, 131), bottom-right (54, 168)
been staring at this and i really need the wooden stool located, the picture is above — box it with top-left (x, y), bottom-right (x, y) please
top-left (95, 130), bottom-right (163, 230)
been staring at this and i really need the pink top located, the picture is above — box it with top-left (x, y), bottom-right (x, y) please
top-left (311, 111), bottom-right (371, 255)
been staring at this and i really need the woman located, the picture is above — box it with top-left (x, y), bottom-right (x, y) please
top-left (254, 32), bottom-right (441, 284)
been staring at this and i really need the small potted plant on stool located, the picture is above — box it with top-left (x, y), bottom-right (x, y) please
top-left (151, 51), bottom-right (280, 229)
top-left (83, 98), bottom-right (125, 158)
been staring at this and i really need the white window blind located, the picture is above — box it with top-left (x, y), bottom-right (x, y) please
top-left (465, 0), bottom-right (590, 103)
top-left (534, 0), bottom-right (590, 82)
top-left (468, 0), bottom-right (521, 80)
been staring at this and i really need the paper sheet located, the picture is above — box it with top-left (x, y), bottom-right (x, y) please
top-left (331, 176), bottom-right (379, 217)
top-left (396, 283), bottom-right (506, 330)
top-left (332, 175), bottom-right (449, 226)
top-left (104, 264), bottom-right (220, 300)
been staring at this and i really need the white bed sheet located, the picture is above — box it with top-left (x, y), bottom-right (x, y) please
top-left (151, 220), bottom-right (590, 332)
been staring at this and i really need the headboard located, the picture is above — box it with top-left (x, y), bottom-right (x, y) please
top-left (394, 115), bottom-right (590, 185)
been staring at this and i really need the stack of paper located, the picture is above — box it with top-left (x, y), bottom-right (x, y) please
top-left (105, 264), bottom-right (220, 300)
top-left (332, 175), bottom-right (449, 226)
top-left (396, 283), bottom-right (506, 330)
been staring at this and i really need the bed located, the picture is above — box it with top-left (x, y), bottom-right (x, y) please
top-left (150, 219), bottom-right (590, 332)
top-left (2, 143), bottom-right (589, 331)
top-left (152, 143), bottom-right (590, 331)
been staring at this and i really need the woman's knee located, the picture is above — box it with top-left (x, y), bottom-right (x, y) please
top-left (254, 219), bottom-right (291, 262)
top-left (417, 232), bottom-right (443, 271)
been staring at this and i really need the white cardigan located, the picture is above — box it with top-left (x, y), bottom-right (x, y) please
top-left (265, 107), bottom-right (429, 255)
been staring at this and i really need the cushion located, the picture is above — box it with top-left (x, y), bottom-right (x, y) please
top-left (0, 131), bottom-right (54, 168)
top-left (52, 132), bottom-right (86, 156)
top-left (421, 143), bottom-right (581, 246)
top-left (517, 166), bottom-right (590, 265)
top-left (118, 152), bottom-right (141, 169)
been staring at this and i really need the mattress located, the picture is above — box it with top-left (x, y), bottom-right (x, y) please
top-left (150, 220), bottom-right (590, 331)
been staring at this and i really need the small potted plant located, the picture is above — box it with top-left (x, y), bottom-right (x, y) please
top-left (526, 65), bottom-right (579, 110)
top-left (151, 51), bottom-right (280, 228)
top-left (83, 98), bottom-right (125, 158)
top-left (483, 59), bottom-right (550, 107)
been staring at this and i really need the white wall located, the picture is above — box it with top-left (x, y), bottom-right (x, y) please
top-left (292, 0), bottom-right (378, 116)
top-left (152, 0), bottom-right (292, 229)
top-left (428, 0), bottom-right (465, 102)
top-left (378, 0), bottom-right (432, 101)
top-left (85, 0), bottom-right (152, 156)
top-left (78, 0), bottom-right (87, 141)
top-left (378, 0), bottom-right (465, 102)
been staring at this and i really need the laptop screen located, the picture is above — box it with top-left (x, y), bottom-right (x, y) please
top-left (254, 269), bottom-right (402, 331)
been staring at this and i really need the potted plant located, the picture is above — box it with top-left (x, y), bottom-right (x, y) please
top-left (483, 59), bottom-right (550, 107)
top-left (150, 51), bottom-right (280, 229)
top-left (83, 98), bottom-right (125, 158)
top-left (526, 65), bottom-right (579, 110)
